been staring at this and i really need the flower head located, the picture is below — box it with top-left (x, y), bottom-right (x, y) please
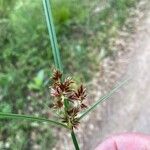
top-left (69, 85), bottom-right (86, 101)
top-left (49, 69), bottom-right (87, 129)
top-left (50, 77), bottom-right (74, 97)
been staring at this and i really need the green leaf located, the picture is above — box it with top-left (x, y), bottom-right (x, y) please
top-left (78, 77), bottom-right (130, 120)
top-left (0, 112), bottom-right (68, 128)
top-left (34, 70), bottom-right (44, 86)
top-left (28, 70), bottom-right (45, 90)
top-left (42, 0), bottom-right (62, 71)
top-left (28, 83), bottom-right (40, 90)
top-left (0, 73), bottom-right (13, 86)
top-left (0, 103), bottom-right (12, 113)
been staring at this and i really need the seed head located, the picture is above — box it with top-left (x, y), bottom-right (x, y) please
top-left (49, 69), bottom-right (88, 129)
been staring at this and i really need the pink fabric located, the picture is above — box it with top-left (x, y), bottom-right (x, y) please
top-left (95, 133), bottom-right (150, 150)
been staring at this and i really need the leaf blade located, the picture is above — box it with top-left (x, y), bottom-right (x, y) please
top-left (78, 77), bottom-right (130, 120)
top-left (0, 112), bottom-right (68, 128)
top-left (42, 0), bottom-right (62, 71)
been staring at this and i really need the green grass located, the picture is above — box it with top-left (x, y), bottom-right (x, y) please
top-left (0, 0), bottom-right (137, 149)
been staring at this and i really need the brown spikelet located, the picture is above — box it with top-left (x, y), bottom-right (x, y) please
top-left (52, 69), bottom-right (62, 81)
top-left (67, 107), bottom-right (79, 117)
top-left (69, 85), bottom-right (86, 101)
top-left (81, 103), bottom-right (87, 109)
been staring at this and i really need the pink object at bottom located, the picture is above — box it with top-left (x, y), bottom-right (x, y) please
top-left (95, 133), bottom-right (150, 150)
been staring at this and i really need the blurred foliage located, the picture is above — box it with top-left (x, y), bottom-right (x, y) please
top-left (0, 0), bottom-right (137, 149)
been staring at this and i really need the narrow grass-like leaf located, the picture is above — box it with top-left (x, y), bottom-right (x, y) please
top-left (0, 112), bottom-right (68, 128)
top-left (79, 77), bottom-right (130, 120)
top-left (42, 0), bottom-right (62, 71)
top-left (71, 130), bottom-right (80, 150)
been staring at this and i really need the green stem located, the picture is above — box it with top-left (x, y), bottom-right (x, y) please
top-left (42, 0), bottom-right (62, 71)
top-left (71, 130), bottom-right (80, 150)
top-left (0, 112), bottom-right (68, 128)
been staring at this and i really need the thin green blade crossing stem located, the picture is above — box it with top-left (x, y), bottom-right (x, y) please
top-left (42, 0), bottom-right (62, 71)
top-left (71, 130), bottom-right (80, 150)
top-left (0, 113), bottom-right (67, 128)
top-left (79, 77), bottom-right (130, 120)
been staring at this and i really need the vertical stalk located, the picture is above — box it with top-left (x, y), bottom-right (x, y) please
top-left (42, 1), bottom-right (80, 149)
top-left (71, 130), bottom-right (80, 150)
top-left (42, 0), bottom-right (63, 71)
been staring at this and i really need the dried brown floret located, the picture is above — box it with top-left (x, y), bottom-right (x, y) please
top-left (69, 85), bottom-right (86, 101)
top-left (51, 77), bottom-right (74, 97)
top-left (81, 103), bottom-right (87, 109)
top-left (54, 100), bottom-right (63, 109)
top-left (51, 69), bottom-right (62, 81)
top-left (50, 86), bottom-right (62, 97)
top-left (67, 107), bottom-right (79, 117)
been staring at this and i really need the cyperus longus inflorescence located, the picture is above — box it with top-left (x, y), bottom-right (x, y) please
top-left (49, 69), bottom-right (87, 129)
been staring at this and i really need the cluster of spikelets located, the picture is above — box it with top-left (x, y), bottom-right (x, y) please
top-left (49, 69), bottom-right (87, 129)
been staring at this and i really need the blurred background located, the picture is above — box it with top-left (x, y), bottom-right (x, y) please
top-left (1, 0), bottom-right (149, 149)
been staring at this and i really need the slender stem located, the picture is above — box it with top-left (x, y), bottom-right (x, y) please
top-left (71, 130), bottom-right (80, 150)
top-left (42, 0), bottom-right (63, 71)
top-left (0, 112), bottom-right (68, 128)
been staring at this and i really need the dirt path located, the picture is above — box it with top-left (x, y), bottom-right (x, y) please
top-left (99, 0), bottom-right (150, 137)
top-left (53, 1), bottom-right (150, 149)
top-left (82, 1), bottom-right (150, 149)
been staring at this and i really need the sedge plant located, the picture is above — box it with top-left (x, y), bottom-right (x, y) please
top-left (0, 0), bottom-right (130, 149)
